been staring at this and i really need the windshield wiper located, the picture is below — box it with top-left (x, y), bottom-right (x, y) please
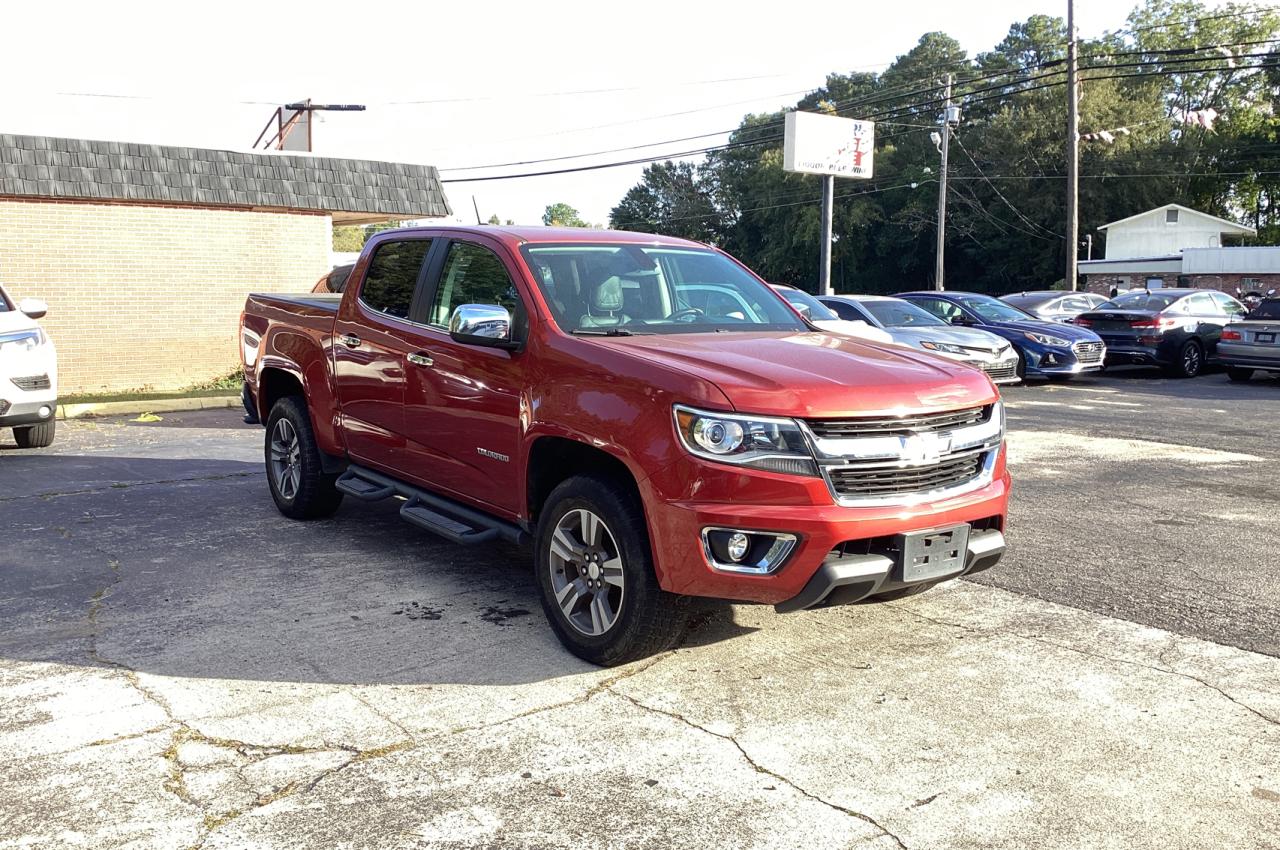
top-left (570, 327), bottom-right (651, 336)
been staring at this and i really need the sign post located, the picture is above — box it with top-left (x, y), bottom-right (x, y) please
top-left (783, 111), bottom-right (875, 295)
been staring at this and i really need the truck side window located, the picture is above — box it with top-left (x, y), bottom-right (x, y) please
top-left (359, 240), bottom-right (432, 320)
top-left (430, 242), bottom-right (522, 328)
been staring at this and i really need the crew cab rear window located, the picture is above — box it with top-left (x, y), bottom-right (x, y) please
top-left (359, 240), bottom-right (432, 319)
top-left (1249, 300), bottom-right (1280, 320)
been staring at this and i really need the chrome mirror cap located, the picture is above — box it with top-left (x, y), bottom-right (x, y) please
top-left (449, 304), bottom-right (514, 346)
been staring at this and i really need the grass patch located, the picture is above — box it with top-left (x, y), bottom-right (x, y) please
top-left (62, 370), bottom-right (243, 405)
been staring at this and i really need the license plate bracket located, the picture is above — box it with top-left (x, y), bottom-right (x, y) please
top-left (1256, 332), bottom-right (1275, 344)
top-left (899, 524), bottom-right (970, 582)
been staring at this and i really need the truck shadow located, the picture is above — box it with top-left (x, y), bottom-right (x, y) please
top-left (0, 454), bottom-right (757, 686)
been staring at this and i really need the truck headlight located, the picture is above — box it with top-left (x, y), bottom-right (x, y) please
top-left (1024, 331), bottom-right (1070, 347)
top-left (674, 405), bottom-right (818, 476)
top-left (920, 340), bottom-right (967, 355)
top-left (0, 330), bottom-right (46, 352)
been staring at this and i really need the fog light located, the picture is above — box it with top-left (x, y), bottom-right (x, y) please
top-left (38, 405), bottom-right (52, 418)
top-left (702, 528), bottom-right (799, 575)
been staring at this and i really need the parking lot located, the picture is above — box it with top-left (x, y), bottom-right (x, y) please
top-left (2, 370), bottom-right (1278, 850)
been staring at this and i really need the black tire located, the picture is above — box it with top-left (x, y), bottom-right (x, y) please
top-left (1015, 349), bottom-right (1028, 381)
top-left (13, 420), bottom-right (56, 448)
top-left (534, 474), bottom-right (685, 666)
top-left (871, 583), bottom-right (933, 602)
top-left (1227, 366), bottom-right (1254, 383)
top-left (264, 396), bottom-right (343, 520)
top-left (1166, 340), bottom-right (1205, 378)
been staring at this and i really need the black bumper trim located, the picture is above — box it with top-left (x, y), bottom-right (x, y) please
top-left (774, 528), bottom-right (1006, 613)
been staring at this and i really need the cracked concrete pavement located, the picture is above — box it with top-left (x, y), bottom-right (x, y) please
top-left (1, 373), bottom-right (1278, 849)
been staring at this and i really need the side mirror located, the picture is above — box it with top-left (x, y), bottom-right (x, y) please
top-left (949, 315), bottom-right (971, 326)
top-left (449, 304), bottom-right (517, 349)
top-left (795, 303), bottom-right (812, 319)
top-left (18, 297), bottom-right (47, 319)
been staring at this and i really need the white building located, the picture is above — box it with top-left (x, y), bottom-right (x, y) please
top-left (1097, 204), bottom-right (1255, 258)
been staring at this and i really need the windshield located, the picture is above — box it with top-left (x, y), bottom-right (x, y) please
top-left (775, 287), bottom-right (839, 321)
top-left (1248, 299), bottom-right (1280, 320)
top-left (956, 295), bottom-right (1033, 323)
top-left (521, 244), bottom-right (806, 335)
top-left (1099, 291), bottom-right (1181, 312)
top-left (859, 298), bottom-right (946, 327)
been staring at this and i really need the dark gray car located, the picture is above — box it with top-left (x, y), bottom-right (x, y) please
top-left (1220, 297), bottom-right (1280, 382)
top-left (1001, 291), bottom-right (1108, 323)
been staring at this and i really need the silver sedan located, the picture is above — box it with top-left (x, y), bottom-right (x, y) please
top-left (819, 294), bottom-right (1022, 384)
top-left (1220, 297), bottom-right (1280, 382)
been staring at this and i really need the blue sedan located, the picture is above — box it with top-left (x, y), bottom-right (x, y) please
top-left (896, 291), bottom-right (1106, 380)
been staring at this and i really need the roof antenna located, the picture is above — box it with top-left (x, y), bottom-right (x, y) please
top-left (472, 195), bottom-right (482, 225)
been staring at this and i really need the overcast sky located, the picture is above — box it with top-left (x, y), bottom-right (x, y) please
top-left (1, 0), bottom-right (1215, 227)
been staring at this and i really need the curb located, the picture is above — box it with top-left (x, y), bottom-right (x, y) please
top-left (57, 394), bottom-right (241, 421)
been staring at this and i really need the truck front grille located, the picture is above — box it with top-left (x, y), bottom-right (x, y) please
top-left (1073, 341), bottom-right (1105, 364)
top-left (806, 405), bottom-right (988, 438)
top-left (11, 375), bottom-right (51, 391)
top-left (828, 452), bottom-right (985, 498)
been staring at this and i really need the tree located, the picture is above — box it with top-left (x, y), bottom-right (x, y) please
top-left (487, 214), bottom-right (501, 225)
top-left (332, 225), bottom-right (364, 252)
top-left (542, 203), bottom-right (588, 227)
top-left (608, 161), bottom-right (722, 241)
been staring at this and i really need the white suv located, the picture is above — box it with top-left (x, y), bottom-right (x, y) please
top-left (0, 284), bottom-right (57, 448)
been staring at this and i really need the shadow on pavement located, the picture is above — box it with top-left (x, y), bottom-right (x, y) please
top-left (0, 454), bottom-right (757, 687)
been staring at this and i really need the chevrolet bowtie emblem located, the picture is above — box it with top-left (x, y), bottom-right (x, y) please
top-left (903, 431), bottom-right (950, 464)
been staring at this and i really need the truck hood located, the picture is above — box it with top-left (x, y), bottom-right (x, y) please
top-left (592, 331), bottom-right (997, 418)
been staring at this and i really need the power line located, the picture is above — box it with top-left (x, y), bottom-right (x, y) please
top-left (952, 134), bottom-right (1061, 238)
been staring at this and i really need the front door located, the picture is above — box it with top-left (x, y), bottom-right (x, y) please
top-left (397, 238), bottom-right (527, 516)
top-left (332, 237), bottom-right (434, 468)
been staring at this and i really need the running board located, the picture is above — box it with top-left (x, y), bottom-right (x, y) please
top-left (335, 465), bottom-right (527, 546)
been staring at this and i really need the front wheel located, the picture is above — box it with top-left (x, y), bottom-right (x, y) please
top-left (264, 396), bottom-right (343, 520)
top-left (1227, 366), bottom-right (1254, 383)
top-left (13, 420), bottom-right (56, 448)
top-left (534, 475), bottom-right (685, 666)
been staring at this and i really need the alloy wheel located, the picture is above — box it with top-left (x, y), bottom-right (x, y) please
top-left (269, 418), bottom-right (302, 500)
top-left (548, 508), bottom-right (625, 636)
top-left (1183, 344), bottom-right (1202, 376)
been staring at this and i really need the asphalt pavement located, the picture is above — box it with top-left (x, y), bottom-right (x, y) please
top-left (1, 369), bottom-right (1277, 849)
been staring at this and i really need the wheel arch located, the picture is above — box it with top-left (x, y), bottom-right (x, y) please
top-left (525, 436), bottom-right (644, 528)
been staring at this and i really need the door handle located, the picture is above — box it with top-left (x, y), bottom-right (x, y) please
top-left (338, 334), bottom-right (361, 349)
top-left (407, 352), bottom-right (434, 367)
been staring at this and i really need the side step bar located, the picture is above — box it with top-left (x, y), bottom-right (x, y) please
top-left (335, 465), bottom-right (528, 546)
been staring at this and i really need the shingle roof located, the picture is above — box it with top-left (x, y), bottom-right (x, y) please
top-left (0, 133), bottom-right (451, 221)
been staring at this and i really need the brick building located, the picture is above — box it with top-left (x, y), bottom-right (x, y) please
top-left (0, 133), bottom-right (449, 395)
top-left (1078, 204), bottom-right (1275, 297)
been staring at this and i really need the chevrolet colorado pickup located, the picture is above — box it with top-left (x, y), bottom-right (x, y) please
top-left (241, 226), bottom-right (1009, 665)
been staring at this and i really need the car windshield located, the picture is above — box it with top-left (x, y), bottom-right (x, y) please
top-left (776, 287), bottom-right (839, 321)
top-left (521, 244), bottom-right (806, 334)
top-left (955, 295), bottom-right (1033, 323)
top-left (858, 299), bottom-right (946, 327)
top-left (1248, 299), bottom-right (1280, 320)
top-left (1098, 291), bottom-right (1182, 311)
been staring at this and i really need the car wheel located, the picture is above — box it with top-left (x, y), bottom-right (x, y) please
top-left (1167, 340), bottom-right (1204, 378)
top-left (534, 474), bottom-right (685, 666)
top-left (1015, 349), bottom-right (1028, 381)
top-left (265, 396), bottom-right (343, 520)
top-left (12, 420), bottom-right (56, 448)
top-left (1227, 366), bottom-right (1254, 383)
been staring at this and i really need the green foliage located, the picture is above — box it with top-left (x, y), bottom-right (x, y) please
top-left (610, 0), bottom-right (1280, 293)
top-left (332, 226), bottom-right (364, 252)
top-left (542, 203), bottom-right (588, 227)
top-left (487, 214), bottom-right (501, 225)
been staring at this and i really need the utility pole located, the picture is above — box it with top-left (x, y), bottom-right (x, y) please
top-left (819, 175), bottom-right (834, 295)
top-left (1066, 0), bottom-right (1081, 291)
top-left (934, 74), bottom-right (954, 291)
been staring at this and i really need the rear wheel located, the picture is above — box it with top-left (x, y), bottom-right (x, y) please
top-left (1227, 366), bottom-right (1254, 383)
top-left (534, 474), bottom-right (685, 666)
top-left (12, 420), bottom-right (56, 448)
top-left (1167, 340), bottom-right (1204, 378)
top-left (264, 396), bottom-right (343, 520)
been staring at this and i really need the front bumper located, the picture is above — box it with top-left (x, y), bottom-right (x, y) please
top-left (1024, 348), bottom-right (1105, 376)
top-left (775, 528), bottom-right (1005, 612)
top-left (0, 397), bottom-right (57, 427)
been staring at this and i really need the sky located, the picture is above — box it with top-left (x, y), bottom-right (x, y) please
top-left (0, 0), bottom-right (1205, 227)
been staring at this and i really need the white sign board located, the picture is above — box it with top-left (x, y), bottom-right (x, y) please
top-left (783, 111), bottom-right (875, 178)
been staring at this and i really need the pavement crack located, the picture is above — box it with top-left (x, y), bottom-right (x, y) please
top-left (608, 687), bottom-right (908, 850)
top-left (890, 605), bottom-right (1278, 728)
top-left (0, 471), bottom-right (263, 504)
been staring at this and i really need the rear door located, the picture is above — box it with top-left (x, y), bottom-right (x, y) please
top-left (395, 236), bottom-right (528, 515)
top-left (332, 236), bottom-right (436, 468)
top-left (1184, 292), bottom-right (1225, 354)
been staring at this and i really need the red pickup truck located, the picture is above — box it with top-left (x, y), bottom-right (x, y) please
top-left (241, 226), bottom-right (1008, 665)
